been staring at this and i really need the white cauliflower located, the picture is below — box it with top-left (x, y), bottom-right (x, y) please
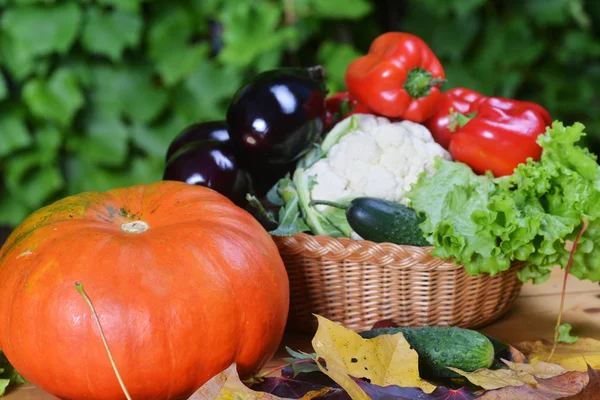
top-left (305, 114), bottom-right (451, 209)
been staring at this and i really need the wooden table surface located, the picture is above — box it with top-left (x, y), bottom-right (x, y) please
top-left (6, 268), bottom-right (600, 399)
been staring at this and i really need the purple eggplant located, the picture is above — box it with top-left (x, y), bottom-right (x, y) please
top-left (165, 121), bottom-right (230, 163)
top-left (226, 66), bottom-right (328, 166)
top-left (163, 141), bottom-right (252, 207)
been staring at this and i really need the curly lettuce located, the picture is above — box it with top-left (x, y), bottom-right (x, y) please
top-left (407, 121), bottom-right (600, 284)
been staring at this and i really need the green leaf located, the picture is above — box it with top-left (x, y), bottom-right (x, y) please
top-left (0, 35), bottom-right (36, 81)
top-left (317, 41), bottom-right (362, 92)
top-left (148, 6), bottom-right (209, 85)
top-left (81, 6), bottom-right (143, 61)
top-left (525, 0), bottom-right (589, 27)
top-left (0, 196), bottom-right (31, 227)
top-left (219, 1), bottom-right (297, 67)
top-left (22, 69), bottom-right (85, 127)
top-left (270, 179), bottom-right (311, 236)
top-left (413, 0), bottom-right (486, 18)
top-left (130, 123), bottom-right (175, 159)
top-left (0, 74), bottom-right (7, 101)
top-left (14, 0), bottom-right (57, 4)
top-left (97, 0), bottom-right (143, 12)
top-left (34, 124), bottom-right (63, 163)
top-left (0, 1), bottom-right (82, 58)
top-left (65, 156), bottom-right (162, 194)
top-left (89, 65), bottom-right (168, 124)
top-left (0, 108), bottom-right (32, 157)
top-left (68, 114), bottom-right (129, 167)
top-left (310, 0), bottom-right (372, 19)
top-left (5, 152), bottom-right (64, 208)
top-left (184, 61), bottom-right (243, 120)
top-left (558, 323), bottom-right (579, 344)
top-left (191, 0), bottom-right (223, 15)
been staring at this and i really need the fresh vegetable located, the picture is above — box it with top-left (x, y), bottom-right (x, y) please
top-left (324, 92), bottom-right (372, 131)
top-left (302, 114), bottom-right (450, 236)
top-left (359, 326), bottom-right (495, 379)
top-left (406, 121), bottom-right (600, 283)
top-left (226, 66), bottom-right (327, 166)
top-left (165, 121), bottom-right (231, 163)
top-left (309, 197), bottom-right (430, 246)
top-left (424, 87), bottom-right (483, 149)
top-left (425, 88), bottom-right (552, 177)
top-left (259, 114), bottom-right (451, 238)
top-left (0, 181), bottom-right (289, 400)
top-left (345, 32), bottom-right (446, 122)
top-left (163, 141), bottom-right (252, 207)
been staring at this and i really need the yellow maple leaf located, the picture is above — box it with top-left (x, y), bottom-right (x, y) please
top-left (515, 338), bottom-right (600, 372)
top-left (310, 314), bottom-right (436, 397)
top-left (448, 359), bottom-right (567, 390)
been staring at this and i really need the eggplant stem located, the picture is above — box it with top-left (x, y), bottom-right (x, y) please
top-left (75, 282), bottom-right (132, 400)
top-left (309, 200), bottom-right (349, 210)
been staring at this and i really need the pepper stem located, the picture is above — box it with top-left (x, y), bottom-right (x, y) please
top-left (309, 200), bottom-right (349, 210)
top-left (75, 282), bottom-right (132, 400)
top-left (403, 67), bottom-right (446, 99)
top-left (448, 109), bottom-right (478, 132)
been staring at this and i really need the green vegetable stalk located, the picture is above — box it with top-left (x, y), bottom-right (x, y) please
top-left (407, 121), bottom-right (600, 284)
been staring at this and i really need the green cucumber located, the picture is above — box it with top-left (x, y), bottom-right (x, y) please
top-left (309, 197), bottom-right (430, 246)
top-left (359, 326), bottom-right (495, 379)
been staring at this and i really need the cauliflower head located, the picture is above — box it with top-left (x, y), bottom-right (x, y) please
top-left (305, 114), bottom-right (452, 208)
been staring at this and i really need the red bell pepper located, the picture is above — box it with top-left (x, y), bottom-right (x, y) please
top-left (425, 87), bottom-right (483, 149)
top-left (345, 32), bottom-right (446, 122)
top-left (427, 88), bottom-right (552, 177)
top-left (324, 92), bottom-right (372, 131)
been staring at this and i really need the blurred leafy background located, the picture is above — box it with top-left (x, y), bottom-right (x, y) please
top-left (0, 0), bottom-right (599, 230)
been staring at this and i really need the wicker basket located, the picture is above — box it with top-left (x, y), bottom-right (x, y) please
top-left (273, 233), bottom-right (523, 333)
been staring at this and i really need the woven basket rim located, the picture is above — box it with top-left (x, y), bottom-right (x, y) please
top-left (272, 232), bottom-right (523, 273)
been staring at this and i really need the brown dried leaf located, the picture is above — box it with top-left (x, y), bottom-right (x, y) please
top-left (188, 363), bottom-right (294, 400)
top-left (560, 364), bottom-right (600, 400)
top-left (514, 339), bottom-right (600, 371)
top-left (448, 360), bottom-right (566, 390)
top-left (477, 370), bottom-right (588, 400)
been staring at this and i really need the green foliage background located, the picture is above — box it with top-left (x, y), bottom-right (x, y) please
top-left (0, 0), bottom-right (599, 228)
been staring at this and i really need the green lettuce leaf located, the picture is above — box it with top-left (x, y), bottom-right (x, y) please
top-left (407, 121), bottom-right (600, 283)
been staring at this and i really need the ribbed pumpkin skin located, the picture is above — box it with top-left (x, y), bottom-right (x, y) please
top-left (0, 181), bottom-right (289, 400)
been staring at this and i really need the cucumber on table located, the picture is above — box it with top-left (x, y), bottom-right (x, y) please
top-left (310, 197), bottom-right (430, 246)
top-left (359, 326), bottom-right (495, 379)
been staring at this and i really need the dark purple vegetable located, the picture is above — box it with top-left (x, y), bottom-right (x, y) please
top-left (226, 66), bottom-right (328, 165)
top-left (163, 141), bottom-right (251, 207)
top-left (165, 121), bottom-right (230, 163)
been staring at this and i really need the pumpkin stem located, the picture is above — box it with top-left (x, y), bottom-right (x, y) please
top-left (121, 220), bottom-right (149, 234)
top-left (74, 282), bottom-right (133, 400)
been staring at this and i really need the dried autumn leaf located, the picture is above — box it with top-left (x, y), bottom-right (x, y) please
top-left (356, 379), bottom-right (480, 399)
top-left (477, 370), bottom-right (588, 400)
top-left (189, 363), bottom-right (325, 400)
top-left (250, 368), bottom-right (348, 400)
top-left (447, 359), bottom-right (566, 390)
top-left (560, 365), bottom-right (600, 400)
top-left (311, 314), bottom-right (437, 396)
top-left (514, 339), bottom-right (600, 371)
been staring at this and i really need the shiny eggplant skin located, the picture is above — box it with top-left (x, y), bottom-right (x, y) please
top-left (165, 121), bottom-right (231, 163)
top-left (226, 67), bottom-right (327, 165)
top-left (163, 141), bottom-right (252, 207)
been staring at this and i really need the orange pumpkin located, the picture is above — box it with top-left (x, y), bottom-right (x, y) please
top-left (0, 181), bottom-right (289, 400)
